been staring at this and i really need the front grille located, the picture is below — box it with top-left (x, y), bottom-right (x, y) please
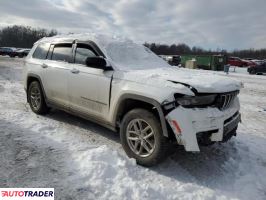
top-left (215, 91), bottom-right (239, 110)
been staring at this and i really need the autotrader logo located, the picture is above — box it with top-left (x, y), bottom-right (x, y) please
top-left (0, 188), bottom-right (54, 199)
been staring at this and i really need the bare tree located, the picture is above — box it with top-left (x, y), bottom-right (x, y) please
top-left (0, 25), bottom-right (57, 48)
top-left (144, 42), bottom-right (266, 59)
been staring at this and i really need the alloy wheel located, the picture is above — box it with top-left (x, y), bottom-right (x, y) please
top-left (126, 119), bottom-right (156, 157)
top-left (30, 86), bottom-right (41, 110)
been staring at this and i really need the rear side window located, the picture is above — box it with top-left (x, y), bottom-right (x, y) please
top-left (74, 44), bottom-right (97, 65)
top-left (32, 43), bottom-right (50, 60)
top-left (51, 44), bottom-right (72, 62)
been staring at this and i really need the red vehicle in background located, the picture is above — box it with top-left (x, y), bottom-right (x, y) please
top-left (228, 57), bottom-right (256, 67)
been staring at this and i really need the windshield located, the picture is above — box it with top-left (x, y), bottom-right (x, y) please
top-left (106, 41), bottom-right (170, 70)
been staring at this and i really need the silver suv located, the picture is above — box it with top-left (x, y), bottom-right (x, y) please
top-left (23, 34), bottom-right (242, 166)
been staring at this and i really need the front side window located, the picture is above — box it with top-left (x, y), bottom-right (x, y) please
top-left (51, 44), bottom-right (72, 62)
top-left (74, 44), bottom-right (97, 65)
top-left (32, 43), bottom-right (50, 60)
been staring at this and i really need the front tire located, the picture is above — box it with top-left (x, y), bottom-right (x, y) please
top-left (28, 81), bottom-right (49, 115)
top-left (120, 109), bottom-right (168, 166)
top-left (249, 69), bottom-right (256, 74)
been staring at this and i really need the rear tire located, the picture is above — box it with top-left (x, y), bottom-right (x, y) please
top-left (120, 108), bottom-right (168, 167)
top-left (28, 81), bottom-right (49, 115)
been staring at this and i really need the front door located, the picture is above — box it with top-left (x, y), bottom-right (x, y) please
top-left (68, 43), bottom-right (113, 120)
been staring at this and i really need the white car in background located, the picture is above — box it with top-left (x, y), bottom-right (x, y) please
top-left (23, 34), bottom-right (242, 166)
top-left (244, 58), bottom-right (264, 65)
top-left (252, 60), bottom-right (264, 65)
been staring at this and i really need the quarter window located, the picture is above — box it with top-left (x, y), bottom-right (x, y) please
top-left (51, 44), bottom-right (72, 62)
top-left (74, 44), bottom-right (97, 65)
top-left (32, 43), bottom-right (50, 60)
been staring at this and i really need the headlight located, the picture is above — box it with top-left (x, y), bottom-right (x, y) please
top-left (176, 94), bottom-right (217, 107)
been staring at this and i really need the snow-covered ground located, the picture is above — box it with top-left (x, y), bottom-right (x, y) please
top-left (0, 57), bottom-right (266, 200)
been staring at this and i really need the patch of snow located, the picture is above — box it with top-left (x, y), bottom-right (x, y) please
top-left (117, 67), bottom-right (242, 93)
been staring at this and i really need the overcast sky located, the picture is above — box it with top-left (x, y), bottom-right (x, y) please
top-left (0, 0), bottom-right (265, 50)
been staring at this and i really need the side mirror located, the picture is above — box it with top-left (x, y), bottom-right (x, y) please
top-left (85, 56), bottom-right (107, 69)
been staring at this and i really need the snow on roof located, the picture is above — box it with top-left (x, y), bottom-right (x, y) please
top-left (36, 33), bottom-right (169, 70)
top-left (37, 33), bottom-right (134, 61)
top-left (36, 33), bottom-right (131, 47)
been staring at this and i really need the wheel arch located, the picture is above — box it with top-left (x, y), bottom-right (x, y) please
top-left (26, 73), bottom-right (47, 103)
top-left (113, 94), bottom-right (169, 137)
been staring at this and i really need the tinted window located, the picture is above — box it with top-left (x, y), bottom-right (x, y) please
top-left (32, 43), bottom-right (50, 59)
top-left (52, 44), bottom-right (72, 62)
top-left (74, 44), bottom-right (97, 65)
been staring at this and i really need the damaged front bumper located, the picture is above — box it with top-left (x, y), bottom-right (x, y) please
top-left (166, 97), bottom-right (241, 152)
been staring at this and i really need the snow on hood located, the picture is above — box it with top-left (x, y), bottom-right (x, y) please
top-left (119, 67), bottom-right (242, 94)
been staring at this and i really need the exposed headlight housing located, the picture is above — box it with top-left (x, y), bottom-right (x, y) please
top-left (162, 94), bottom-right (218, 113)
top-left (175, 94), bottom-right (217, 107)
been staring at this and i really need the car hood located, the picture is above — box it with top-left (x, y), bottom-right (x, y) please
top-left (118, 67), bottom-right (242, 94)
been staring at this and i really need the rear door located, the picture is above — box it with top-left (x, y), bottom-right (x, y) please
top-left (41, 43), bottom-right (74, 109)
top-left (25, 43), bottom-right (50, 92)
top-left (233, 58), bottom-right (239, 66)
top-left (68, 42), bottom-right (113, 120)
top-left (229, 58), bottom-right (235, 66)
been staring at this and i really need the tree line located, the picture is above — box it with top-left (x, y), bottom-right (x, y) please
top-left (0, 25), bottom-right (265, 59)
top-left (144, 43), bottom-right (266, 59)
top-left (0, 25), bottom-right (57, 48)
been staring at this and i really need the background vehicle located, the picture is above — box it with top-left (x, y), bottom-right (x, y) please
top-left (10, 48), bottom-right (31, 58)
top-left (247, 63), bottom-right (266, 74)
top-left (228, 57), bottom-right (256, 67)
top-left (0, 47), bottom-right (16, 56)
top-left (169, 55), bottom-right (181, 66)
top-left (244, 58), bottom-right (254, 61)
top-left (244, 58), bottom-right (264, 65)
top-left (250, 59), bottom-right (264, 65)
top-left (24, 34), bottom-right (242, 166)
top-left (181, 54), bottom-right (226, 71)
top-left (159, 55), bottom-right (181, 66)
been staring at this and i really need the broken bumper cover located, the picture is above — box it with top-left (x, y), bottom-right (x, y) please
top-left (166, 97), bottom-right (241, 152)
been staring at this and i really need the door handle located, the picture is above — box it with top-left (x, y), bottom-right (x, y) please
top-left (42, 64), bottom-right (49, 69)
top-left (71, 68), bottom-right (80, 74)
